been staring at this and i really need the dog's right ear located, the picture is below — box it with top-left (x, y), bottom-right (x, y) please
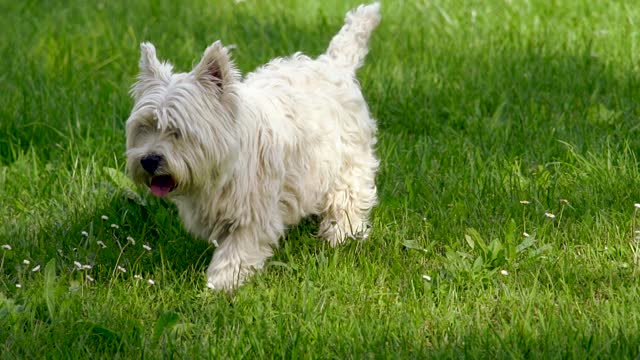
top-left (193, 41), bottom-right (237, 92)
top-left (139, 42), bottom-right (163, 78)
top-left (131, 42), bottom-right (173, 100)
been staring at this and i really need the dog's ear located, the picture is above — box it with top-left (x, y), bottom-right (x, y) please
top-left (131, 42), bottom-right (173, 100)
top-left (193, 41), bottom-right (236, 91)
top-left (139, 42), bottom-right (161, 76)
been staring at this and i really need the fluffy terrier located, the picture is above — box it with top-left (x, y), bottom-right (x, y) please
top-left (125, 3), bottom-right (381, 290)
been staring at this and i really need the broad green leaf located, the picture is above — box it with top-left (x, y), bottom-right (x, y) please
top-left (103, 167), bottom-right (146, 205)
top-left (516, 236), bottom-right (537, 254)
top-left (528, 244), bottom-right (553, 259)
top-left (403, 240), bottom-right (427, 253)
top-left (466, 228), bottom-right (487, 253)
top-left (91, 323), bottom-right (122, 344)
top-left (464, 234), bottom-right (474, 250)
top-left (472, 256), bottom-right (484, 272)
top-left (152, 311), bottom-right (180, 346)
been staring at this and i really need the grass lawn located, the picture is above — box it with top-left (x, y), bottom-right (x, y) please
top-left (2, 0), bottom-right (640, 357)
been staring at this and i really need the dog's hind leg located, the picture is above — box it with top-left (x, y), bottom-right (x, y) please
top-left (319, 151), bottom-right (378, 247)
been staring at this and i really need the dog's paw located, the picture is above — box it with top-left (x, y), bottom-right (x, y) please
top-left (319, 219), bottom-right (371, 247)
top-left (205, 263), bottom-right (251, 291)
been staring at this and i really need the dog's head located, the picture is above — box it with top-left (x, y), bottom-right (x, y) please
top-left (125, 41), bottom-right (240, 197)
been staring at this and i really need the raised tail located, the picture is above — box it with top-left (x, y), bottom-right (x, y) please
top-left (325, 2), bottom-right (381, 72)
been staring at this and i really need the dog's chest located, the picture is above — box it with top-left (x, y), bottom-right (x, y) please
top-left (173, 196), bottom-right (225, 242)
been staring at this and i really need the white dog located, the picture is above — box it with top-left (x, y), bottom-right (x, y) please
top-left (125, 3), bottom-right (381, 290)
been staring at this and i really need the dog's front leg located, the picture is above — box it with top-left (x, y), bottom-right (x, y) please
top-left (205, 227), bottom-right (275, 291)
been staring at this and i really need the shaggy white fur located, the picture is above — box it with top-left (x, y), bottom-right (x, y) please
top-left (125, 2), bottom-right (381, 290)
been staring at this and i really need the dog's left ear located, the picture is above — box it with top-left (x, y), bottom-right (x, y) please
top-left (193, 41), bottom-right (237, 92)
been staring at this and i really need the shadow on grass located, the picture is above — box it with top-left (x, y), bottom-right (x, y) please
top-left (1, 193), bottom-right (209, 287)
top-left (0, 184), bottom-right (335, 291)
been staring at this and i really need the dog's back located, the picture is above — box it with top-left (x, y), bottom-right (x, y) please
top-left (235, 3), bottom-right (381, 236)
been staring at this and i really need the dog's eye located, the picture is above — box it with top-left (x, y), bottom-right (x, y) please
top-left (168, 129), bottom-right (181, 140)
top-left (137, 124), bottom-right (153, 134)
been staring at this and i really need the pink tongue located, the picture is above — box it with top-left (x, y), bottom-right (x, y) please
top-left (150, 176), bottom-right (175, 197)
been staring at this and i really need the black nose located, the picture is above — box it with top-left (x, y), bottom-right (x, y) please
top-left (140, 154), bottom-right (162, 174)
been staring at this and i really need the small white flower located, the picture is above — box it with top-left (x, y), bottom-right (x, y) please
top-left (604, 246), bottom-right (609, 251)
top-left (101, 215), bottom-right (109, 221)
top-left (147, 279), bottom-right (155, 285)
top-left (81, 231), bottom-right (89, 237)
top-left (142, 244), bottom-right (152, 251)
top-left (110, 224), bottom-right (119, 229)
top-left (15, 283), bottom-right (22, 288)
top-left (74, 261), bottom-right (82, 268)
top-left (422, 217), bottom-right (427, 221)
top-left (22, 259), bottom-right (30, 265)
top-left (560, 198), bottom-right (569, 204)
top-left (422, 274), bottom-right (432, 281)
top-left (500, 270), bottom-right (509, 276)
top-left (544, 212), bottom-right (556, 219)
top-left (97, 240), bottom-right (107, 248)
top-left (86, 274), bottom-right (95, 282)
top-left (520, 200), bottom-right (530, 205)
top-left (31, 265), bottom-right (41, 272)
top-left (81, 264), bottom-right (92, 270)
top-left (134, 274), bottom-right (143, 280)
top-left (635, 203), bottom-right (640, 209)
top-left (1, 244), bottom-right (11, 250)
top-left (126, 236), bottom-right (135, 245)
top-left (523, 232), bottom-right (530, 237)
top-left (117, 265), bottom-right (127, 273)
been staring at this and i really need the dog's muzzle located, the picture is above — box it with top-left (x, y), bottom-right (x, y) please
top-left (140, 154), bottom-right (176, 197)
top-left (140, 154), bottom-right (162, 175)
top-left (149, 175), bottom-right (176, 197)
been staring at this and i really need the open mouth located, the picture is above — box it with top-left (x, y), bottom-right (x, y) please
top-left (149, 175), bottom-right (176, 197)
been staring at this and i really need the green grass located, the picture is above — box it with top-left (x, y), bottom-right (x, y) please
top-left (2, 0), bottom-right (640, 357)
